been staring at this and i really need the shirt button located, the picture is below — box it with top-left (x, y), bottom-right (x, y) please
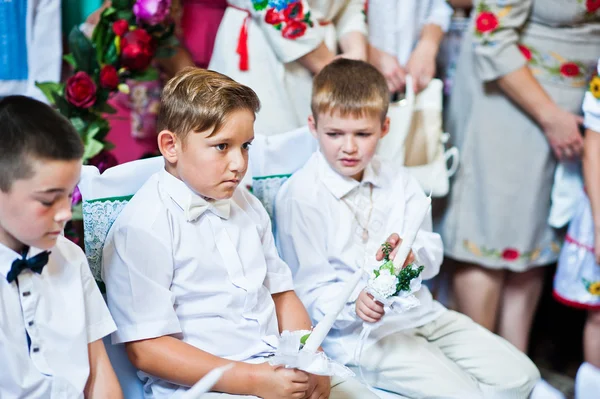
top-left (28, 321), bottom-right (34, 326)
top-left (32, 347), bottom-right (40, 353)
top-left (22, 291), bottom-right (31, 297)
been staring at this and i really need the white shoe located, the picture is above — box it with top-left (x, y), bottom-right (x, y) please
top-left (531, 379), bottom-right (565, 399)
top-left (575, 362), bottom-right (600, 399)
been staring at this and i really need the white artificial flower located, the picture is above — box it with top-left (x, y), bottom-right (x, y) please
top-left (368, 269), bottom-right (399, 299)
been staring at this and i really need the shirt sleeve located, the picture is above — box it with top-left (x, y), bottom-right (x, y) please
top-left (78, 252), bottom-right (117, 344)
top-left (583, 60), bottom-right (600, 132)
top-left (238, 0), bottom-right (324, 64)
top-left (276, 197), bottom-right (362, 330)
top-left (424, 0), bottom-right (453, 32)
top-left (333, 0), bottom-right (368, 42)
top-left (27, 0), bottom-right (62, 102)
top-left (471, 0), bottom-right (533, 82)
top-left (102, 221), bottom-right (181, 345)
top-left (254, 196), bottom-right (295, 294)
top-left (401, 174), bottom-right (444, 281)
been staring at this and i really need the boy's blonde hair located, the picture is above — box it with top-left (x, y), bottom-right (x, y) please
top-left (311, 59), bottom-right (389, 123)
top-left (158, 67), bottom-right (260, 141)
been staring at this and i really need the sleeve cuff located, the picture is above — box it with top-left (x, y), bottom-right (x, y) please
top-left (88, 317), bottom-right (117, 344)
top-left (475, 43), bottom-right (526, 82)
top-left (265, 272), bottom-right (295, 294)
top-left (111, 319), bottom-right (182, 345)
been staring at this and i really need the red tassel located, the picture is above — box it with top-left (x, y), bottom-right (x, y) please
top-left (236, 14), bottom-right (250, 71)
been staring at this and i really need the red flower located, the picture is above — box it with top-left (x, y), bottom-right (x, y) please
top-left (560, 62), bottom-right (580, 77)
top-left (586, 0), bottom-right (600, 13)
top-left (518, 44), bottom-right (532, 61)
top-left (112, 19), bottom-right (129, 37)
top-left (475, 11), bottom-right (499, 33)
top-left (120, 29), bottom-right (156, 71)
top-left (89, 150), bottom-right (118, 173)
top-left (501, 248), bottom-right (520, 261)
top-left (265, 8), bottom-right (284, 25)
top-left (99, 65), bottom-right (119, 90)
top-left (65, 71), bottom-right (96, 108)
top-left (282, 21), bottom-right (307, 39)
top-left (283, 1), bottom-right (304, 22)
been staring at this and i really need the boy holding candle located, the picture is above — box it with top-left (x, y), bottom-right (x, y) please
top-left (275, 59), bottom-right (540, 398)
top-left (102, 67), bottom-right (378, 399)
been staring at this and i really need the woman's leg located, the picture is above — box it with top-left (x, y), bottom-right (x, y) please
top-left (497, 267), bottom-right (545, 352)
top-left (584, 309), bottom-right (600, 368)
top-left (452, 261), bottom-right (505, 331)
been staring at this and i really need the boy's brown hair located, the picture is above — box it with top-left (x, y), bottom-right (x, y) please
top-left (158, 67), bottom-right (261, 141)
top-left (311, 58), bottom-right (389, 123)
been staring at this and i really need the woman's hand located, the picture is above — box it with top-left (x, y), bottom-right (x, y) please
top-left (368, 45), bottom-right (406, 93)
top-left (406, 40), bottom-right (438, 93)
top-left (540, 106), bottom-right (584, 160)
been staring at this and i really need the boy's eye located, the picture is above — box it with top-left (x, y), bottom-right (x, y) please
top-left (242, 142), bottom-right (252, 150)
top-left (326, 132), bottom-right (341, 137)
top-left (357, 132), bottom-right (372, 137)
top-left (39, 199), bottom-right (55, 207)
top-left (216, 143), bottom-right (228, 151)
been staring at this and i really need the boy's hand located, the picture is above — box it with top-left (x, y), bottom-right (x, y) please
top-left (355, 290), bottom-right (385, 323)
top-left (253, 363), bottom-right (310, 399)
top-left (376, 233), bottom-right (415, 268)
top-left (304, 374), bottom-right (331, 399)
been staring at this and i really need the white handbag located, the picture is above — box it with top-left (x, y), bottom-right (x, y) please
top-left (377, 76), bottom-right (459, 197)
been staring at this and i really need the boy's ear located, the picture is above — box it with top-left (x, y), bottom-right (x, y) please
top-left (308, 115), bottom-right (318, 139)
top-left (380, 116), bottom-right (391, 139)
top-left (158, 130), bottom-right (179, 164)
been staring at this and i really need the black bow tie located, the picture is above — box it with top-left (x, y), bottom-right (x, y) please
top-left (6, 249), bottom-right (50, 283)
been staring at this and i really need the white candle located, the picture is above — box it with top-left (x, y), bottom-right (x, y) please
top-left (181, 363), bottom-right (234, 399)
top-left (301, 268), bottom-right (365, 353)
top-left (392, 196), bottom-right (432, 273)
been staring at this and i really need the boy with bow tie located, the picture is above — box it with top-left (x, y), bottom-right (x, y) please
top-left (0, 96), bottom-right (122, 398)
top-left (102, 67), bottom-right (377, 399)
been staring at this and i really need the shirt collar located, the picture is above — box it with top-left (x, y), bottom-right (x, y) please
top-left (0, 242), bottom-right (46, 279)
top-left (159, 169), bottom-right (231, 221)
top-left (316, 151), bottom-right (382, 199)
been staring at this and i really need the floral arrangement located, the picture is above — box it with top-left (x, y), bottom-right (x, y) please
top-left (367, 242), bottom-right (424, 303)
top-left (35, 0), bottom-right (177, 164)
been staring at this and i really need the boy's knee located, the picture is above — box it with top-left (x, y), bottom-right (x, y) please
top-left (480, 353), bottom-right (540, 397)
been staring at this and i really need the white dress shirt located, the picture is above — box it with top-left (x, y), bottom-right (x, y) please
top-left (275, 152), bottom-right (446, 365)
top-left (0, 0), bottom-right (62, 102)
top-left (103, 169), bottom-right (294, 399)
top-left (368, 0), bottom-right (453, 65)
top-left (0, 236), bottom-right (116, 399)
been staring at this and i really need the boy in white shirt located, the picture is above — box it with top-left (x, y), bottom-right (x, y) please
top-left (102, 67), bottom-right (378, 399)
top-left (0, 96), bottom-right (122, 398)
top-left (275, 59), bottom-right (541, 398)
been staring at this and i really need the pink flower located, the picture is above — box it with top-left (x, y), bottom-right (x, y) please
top-left (133, 0), bottom-right (171, 25)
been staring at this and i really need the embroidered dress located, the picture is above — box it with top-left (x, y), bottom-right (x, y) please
top-left (209, 0), bottom-right (367, 136)
top-left (439, 0), bottom-right (600, 271)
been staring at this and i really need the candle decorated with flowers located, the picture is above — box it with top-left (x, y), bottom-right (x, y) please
top-left (301, 267), bottom-right (365, 353)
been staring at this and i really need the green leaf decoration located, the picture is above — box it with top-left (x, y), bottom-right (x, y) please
top-left (70, 116), bottom-right (88, 133)
top-left (102, 7), bottom-right (117, 18)
top-left (116, 9), bottom-right (134, 21)
top-left (35, 82), bottom-right (62, 105)
top-left (83, 135), bottom-right (105, 162)
top-left (112, 0), bottom-right (133, 10)
top-left (381, 242), bottom-right (393, 262)
top-left (52, 92), bottom-right (72, 116)
top-left (300, 333), bottom-right (311, 345)
top-left (95, 101), bottom-right (118, 115)
top-left (396, 265), bottom-right (424, 293)
top-left (252, 0), bottom-right (269, 11)
top-left (134, 66), bottom-right (159, 82)
top-left (104, 41), bottom-right (119, 66)
top-left (69, 27), bottom-right (99, 75)
top-left (63, 54), bottom-right (77, 69)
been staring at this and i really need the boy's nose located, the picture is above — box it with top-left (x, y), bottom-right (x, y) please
top-left (54, 203), bottom-right (72, 224)
top-left (343, 137), bottom-right (358, 153)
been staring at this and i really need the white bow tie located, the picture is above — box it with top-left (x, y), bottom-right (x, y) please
top-left (185, 195), bottom-right (231, 222)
